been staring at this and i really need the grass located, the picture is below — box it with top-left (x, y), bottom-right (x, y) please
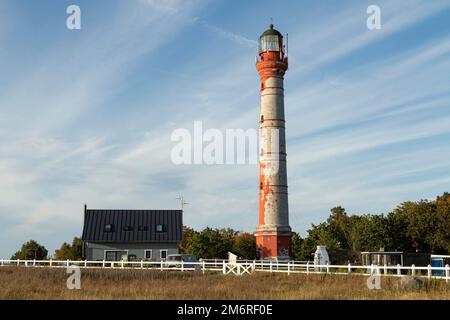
top-left (0, 266), bottom-right (449, 300)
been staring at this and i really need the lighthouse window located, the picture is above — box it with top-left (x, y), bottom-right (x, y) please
top-left (259, 35), bottom-right (279, 52)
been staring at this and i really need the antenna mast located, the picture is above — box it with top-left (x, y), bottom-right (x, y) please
top-left (286, 33), bottom-right (289, 57)
top-left (176, 194), bottom-right (188, 211)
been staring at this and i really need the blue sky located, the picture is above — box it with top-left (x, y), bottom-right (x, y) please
top-left (1, 0), bottom-right (450, 258)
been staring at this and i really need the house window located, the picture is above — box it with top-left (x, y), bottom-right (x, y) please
top-left (105, 250), bottom-right (127, 261)
top-left (104, 224), bottom-right (113, 232)
top-left (128, 254), bottom-right (137, 261)
top-left (145, 250), bottom-right (152, 260)
top-left (123, 226), bottom-right (133, 231)
top-left (160, 250), bottom-right (168, 260)
top-left (138, 226), bottom-right (148, 231)
top-left (156, 224), bottom-right (166, 232)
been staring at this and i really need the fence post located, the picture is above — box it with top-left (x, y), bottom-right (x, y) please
top-left (445, 264), bottom-right (449, 284)
top-left (253, 260), bottom-right (256, 271)
top-left (25, 260), bottom-right (28, 267)
top-left (66, 259), bottom-right (69, 268)
top-left (411, 264), bottom-right (415, 277)
top-left (202, 260), bottom-right (205, 274)
top-left (427, 264), bottom-right (431, 279)
top-left (121, 260), bottom-right (124, 269)
top-left (33, 259), bottom-right (36, 267)
top-left (160, 260), bottom-right (163, 271)
top-left (370, 264), bottom-right (374, 275)
top-left (383, 264), bottom-right (387, 275)
top-left (181, 260), bottom-right (184, 272)
top-left (397, 264), bottom-right (401, 276)
top-left (306, 261), bottom-right (309, 274)
top-left (287, 261), bottom-right (291, 275)
top-left (84, 260), bottom-right (87, 268)
top-left (1, 259), bottom-right (3, 266)
top-left (270, 260), bottom-right (273, 273)
top-left (49, 259), bottom-right (52, 267)
top-left (112, 262), bottom-right (115, 269)
top-left (17, 259), bottom-right (20, 266)
top-left (326, 263), bottom-right (330, 274)
top-left (222, 260), bottom-right (226, 274)
top-left (348, 263), bottom-right (351, 274)
top-left (141, 260), bottom-right (143, 269)
top-left (102, 260), bottom-right (105, 268)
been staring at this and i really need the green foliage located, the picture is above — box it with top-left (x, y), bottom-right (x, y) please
top-left (298, 192), bottom-right (450, 262)
top-left (11, 240), bottom-right (48, 260)
top-left (54, 237), bottom-right (84, 260)
top-left (232, 232), bottom-right (256, 259)
top-left (435, 193), bottom-right (450, 253)
top-left (181, 227), bottom-right (255, 260)
top-left (392, 200), bottom-right (437, 252)
top-left (291, 232), bottom-right (303, 261)
top-left (189, 227), bottom-right (237, 259)
top-left (178, 226), bottom-right (199, 254)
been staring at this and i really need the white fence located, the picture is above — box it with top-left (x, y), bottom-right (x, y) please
top-left (0, 258), bottom-right (449, 281)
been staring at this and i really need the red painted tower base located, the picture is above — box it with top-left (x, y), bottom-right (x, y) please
top-left (256, 234), bottom-right (292, 260)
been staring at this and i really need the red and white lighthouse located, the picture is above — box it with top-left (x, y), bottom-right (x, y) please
top-left (255, 24), bottom-right (292, 260)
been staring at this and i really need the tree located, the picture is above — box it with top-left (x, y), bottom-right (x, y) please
top-left (53, 237), bottom-right (84, 260)
top-left (291, 232), bottom-right (303, 261)
top-left (189, 227), bottom-right (237, 259)
top-left (54, 242), bottom-right (72, 260)
top-left (393, 200), bottom-right (437, 252)
top-left (232, 232), bottom-right (256, 259)
top-left (435, 193), bottom-right (450, 253)
top-left (11, 240), bottom-right (48, 260)
top-left (352, 214), bottom-right (389, 252)
top-left (296, 223), bottom-right (329, 261)
top-left (71, 237), bottom-right (83, 260)
top-left (385, 211), bottom-right (410, 251)
top-left (178, 226), bottom-right (199, 254)
top-left (326, 206), bottom-right (351, 249)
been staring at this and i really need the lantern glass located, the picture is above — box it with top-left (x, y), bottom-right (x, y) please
top-left (259, 35), bottom-right (279, 53)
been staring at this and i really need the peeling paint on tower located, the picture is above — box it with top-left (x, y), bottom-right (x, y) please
top-left (255, 24), bottom-right (292, 260)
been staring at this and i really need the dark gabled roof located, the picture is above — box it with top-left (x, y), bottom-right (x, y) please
top-left (81, 207), bottom-right (182, 243)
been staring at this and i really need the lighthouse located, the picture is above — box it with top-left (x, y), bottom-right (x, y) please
top-left (255, 24), bottom-right (292, 260)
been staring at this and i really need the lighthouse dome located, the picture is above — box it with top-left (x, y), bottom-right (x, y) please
top-left (260, 24), bottom-right (282, 38)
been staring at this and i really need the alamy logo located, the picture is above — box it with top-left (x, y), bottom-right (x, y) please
top-left (66, 265), bottom-right (81, 290)
top-left (366, 267), bottom-right (381, 290)
top-left (66, 5), bottom-right (81, 30)
top-left (170, 121), bottom-right (281, 175)
top-left (367, 5), bottom-right (381, 30)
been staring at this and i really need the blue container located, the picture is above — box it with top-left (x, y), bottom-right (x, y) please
top-left (431, 258), bottom-right (444, 276)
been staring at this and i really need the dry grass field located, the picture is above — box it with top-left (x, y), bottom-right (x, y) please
top-left (0, 267), bottom-right (449, 300)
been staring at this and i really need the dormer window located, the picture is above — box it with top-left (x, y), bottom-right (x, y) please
top-left (156, 224), bottom-right (166, 232)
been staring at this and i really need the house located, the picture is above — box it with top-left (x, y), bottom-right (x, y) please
top-left (81, 205), bottom-right (182, 261)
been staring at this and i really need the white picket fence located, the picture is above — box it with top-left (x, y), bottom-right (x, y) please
top-left (0, 258), bottom-right (449, 282)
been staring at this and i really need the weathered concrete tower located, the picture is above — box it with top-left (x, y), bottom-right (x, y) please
top-left (255, 24), bottom-right (291, 260)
